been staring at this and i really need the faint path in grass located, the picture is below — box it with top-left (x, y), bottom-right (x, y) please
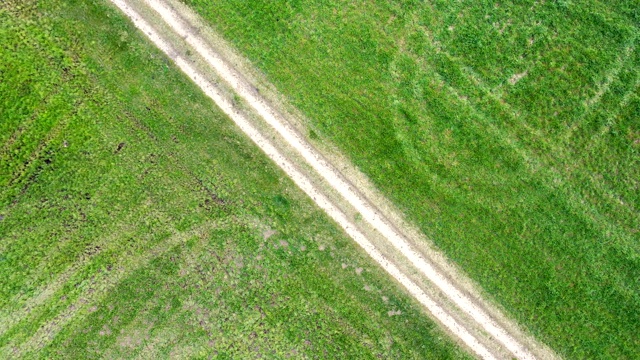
top-left (1, 216), bottom-right (221, 358)
top-left (395, 14), bottom-right (639, 239)
top-left (105, 0), bottom-right (561, 358)
top-left (398, 23), bottom-right (639, 262)
top-left (577, 36), bottom-right (638, 131)
top-left (0, 211), bottom-right (142, 340)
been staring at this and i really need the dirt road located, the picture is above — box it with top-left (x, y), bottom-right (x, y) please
top-left (107, 0), bottom-right (558, 358)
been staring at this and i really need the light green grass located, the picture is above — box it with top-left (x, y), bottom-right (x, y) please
top-left (182, 0), bottom-right (639, 358)
top-left (0, 0), bottom-right (470, 358)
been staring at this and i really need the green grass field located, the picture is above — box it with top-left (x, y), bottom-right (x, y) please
top-left (0, 0), bottom-right (471, 358)
top-left (182, 1), bottom-right (640, 358)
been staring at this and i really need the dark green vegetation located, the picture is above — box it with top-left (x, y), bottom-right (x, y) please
top-left (183, 0), bottom-right (640, 358)
top-left (0, 0), bottom-right (471, 358)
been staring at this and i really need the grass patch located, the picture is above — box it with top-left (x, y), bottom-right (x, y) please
top-left (182, 0), bottom-right (639, 358)
top-left (0, 0), bottom-right (469, 358)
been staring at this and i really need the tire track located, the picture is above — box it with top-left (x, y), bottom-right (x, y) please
top-left (106, 0), bottom-right (557, 358)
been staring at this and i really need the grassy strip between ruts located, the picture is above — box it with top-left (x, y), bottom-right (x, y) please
top-left (181, 0), bottom-right (640, 358)
top-left (0, 0), bottom-right (471, 358)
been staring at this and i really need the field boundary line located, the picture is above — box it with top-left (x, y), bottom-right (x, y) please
top-left (107, 0), bottom-right (559, 358)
